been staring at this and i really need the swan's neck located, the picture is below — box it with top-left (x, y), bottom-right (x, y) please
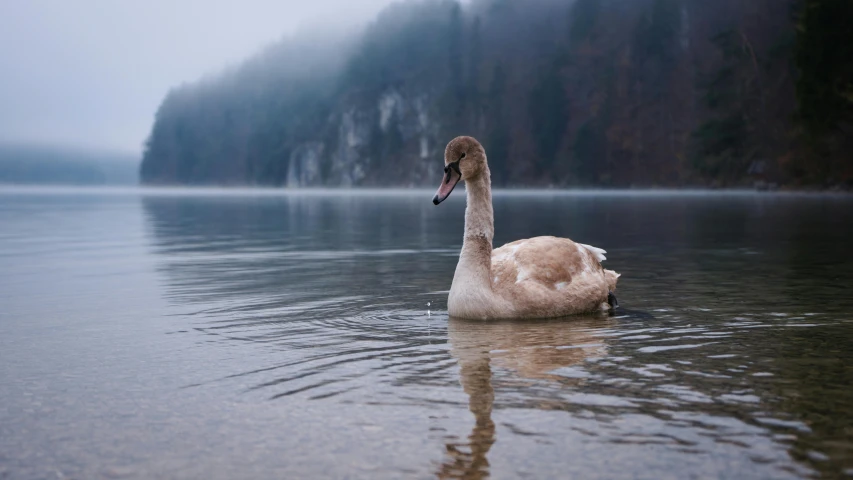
top-left (455, 168), bottom-right (494, 288)
top-left (463, 169), bottom-right (494, 241)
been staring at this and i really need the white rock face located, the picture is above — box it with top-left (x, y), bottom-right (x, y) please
top-left (420, 136), bottom-right (429, 159)
top-left (378, 91), bottom-right (404, 132)
top-left (286, 142), bottom-right (324, 187)
top-left (287, 89), bottom-right (439, 186)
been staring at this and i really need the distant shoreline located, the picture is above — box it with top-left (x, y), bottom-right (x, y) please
top-left (1, 184), bottom-right (851, 197)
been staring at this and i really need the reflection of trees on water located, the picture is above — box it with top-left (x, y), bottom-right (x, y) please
top-left (139, 194), bottom-right (465, 398)
top-left (675, 196), bottom-right (853, 477)
top-left (438, 317), bottom-right (613, 479)
top-left (138, 193), bottom-right (853, 477)
top-left (140, 194), bottom-right (458, 305)
top-left (773, 199), bottom-right (853, 477)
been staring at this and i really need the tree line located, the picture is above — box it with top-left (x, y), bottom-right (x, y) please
top-left (140, 0), bottom-right (853, 189)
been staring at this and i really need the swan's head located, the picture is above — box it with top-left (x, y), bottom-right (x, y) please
top-left (432, 136), bottom-right (486, 205)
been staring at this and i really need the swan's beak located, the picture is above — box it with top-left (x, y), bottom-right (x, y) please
top-left (432, 166), bottom-right (461, 205)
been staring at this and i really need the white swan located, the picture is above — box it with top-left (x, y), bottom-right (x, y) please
top-left (432, 136), bottom-right (620, 319)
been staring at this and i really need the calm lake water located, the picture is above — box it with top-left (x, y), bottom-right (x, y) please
top-left (1, 188), bottom-right (852, 479)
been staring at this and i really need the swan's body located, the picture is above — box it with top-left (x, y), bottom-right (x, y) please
top-left (433, 136), bottom-right (619, 320)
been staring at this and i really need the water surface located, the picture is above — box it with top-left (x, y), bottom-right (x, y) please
top-left (1, 188), bottom-right (852, 479)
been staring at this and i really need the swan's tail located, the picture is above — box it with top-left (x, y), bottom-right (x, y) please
top-left (604, 269), bottom-right (620, 292)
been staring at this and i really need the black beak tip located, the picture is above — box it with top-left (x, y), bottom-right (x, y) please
top-left (432, 195), bottom-right (441, 205)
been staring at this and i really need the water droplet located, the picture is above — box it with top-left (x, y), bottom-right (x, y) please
top-left (426, 302), bottom-right (431, 307)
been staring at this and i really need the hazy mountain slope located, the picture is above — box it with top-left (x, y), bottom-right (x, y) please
top-left (140, 0), bottom-right (852, 188)
top-left (0, 144), bottom-right (139, 185)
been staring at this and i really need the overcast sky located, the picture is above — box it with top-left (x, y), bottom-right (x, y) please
top-left (0, 0), bottom-right (394, 154)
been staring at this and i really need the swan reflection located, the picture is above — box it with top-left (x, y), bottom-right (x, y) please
top-left (438, 316), bottom-right (614, 479)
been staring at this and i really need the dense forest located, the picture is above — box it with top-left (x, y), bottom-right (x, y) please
top-left (140, 0), bottom-right (853, 188)
top-left (0, 144), bottom-right (138, 185)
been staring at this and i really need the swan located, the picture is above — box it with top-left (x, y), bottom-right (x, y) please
top-left (432, 136), bottom-right (620, 319)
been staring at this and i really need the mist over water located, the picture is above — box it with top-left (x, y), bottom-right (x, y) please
top-left (1, 189), bottom-right (853, 479)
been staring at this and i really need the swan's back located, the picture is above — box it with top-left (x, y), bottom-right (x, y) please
top-left (490, 236), bottom-right (618, 317)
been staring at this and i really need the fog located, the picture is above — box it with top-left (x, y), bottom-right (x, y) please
top-left (0, 0), bottom-right (395, 153)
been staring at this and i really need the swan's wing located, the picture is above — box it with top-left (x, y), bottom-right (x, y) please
top-left (577, 243), bottom-right (607, 262)
top-left (491, 236), bottom-right (605, 290)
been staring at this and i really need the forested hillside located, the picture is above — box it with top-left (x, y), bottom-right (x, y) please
top-left (140, 0), bottom-right (852, 188)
